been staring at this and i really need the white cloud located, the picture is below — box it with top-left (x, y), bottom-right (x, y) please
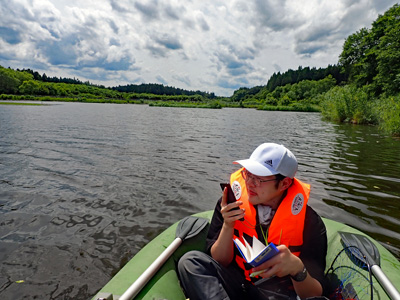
top-left (0, 0), bottom-right (398, 96)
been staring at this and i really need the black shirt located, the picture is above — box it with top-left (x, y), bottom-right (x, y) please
top-left (206, 198), bottom-right (328, 291)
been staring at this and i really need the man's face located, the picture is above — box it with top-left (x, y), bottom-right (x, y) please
top-left (244, 172), bottom-right (284, 208)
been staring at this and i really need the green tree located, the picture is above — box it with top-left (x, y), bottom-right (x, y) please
top-left (339, 4), bottom-right (400, 95)
top-left (231, 87), bottom-right (250, 102)
top-left (0, 70), bottom-right (20, 94)
top-left (374, 4), bottom-right (400, 95)
top-left (339, 28), bottom-right (371, 85)
top-left (0, 66), bottom-right (33, 93)
top-left (19, 80), bottom-right (49, 95)
top-left (279, 94), bottom-right (291, 106)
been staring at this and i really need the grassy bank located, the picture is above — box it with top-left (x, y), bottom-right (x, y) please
top-left (2, 90), bottom-right (399, 136)
top-left (320, 85), bottom-right (400, 136)
top-left (258, 103), bottom-right (320, 112)
top-left (148, 100), bottom-right (222, 109)
top-left (0, 101), bottom-right (44, 106)
top-left (1, 95), bottom-right (319, 112)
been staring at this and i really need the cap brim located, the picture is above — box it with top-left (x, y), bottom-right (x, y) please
top-left (234, 159), bottom-right (278, 177)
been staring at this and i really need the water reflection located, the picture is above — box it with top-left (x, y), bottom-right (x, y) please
top-left (0, 103), bottom-right (399, 299)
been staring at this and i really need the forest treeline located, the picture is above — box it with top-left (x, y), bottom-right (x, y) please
top-left (0, 65), bottom-right (214, 103)
top-left (19, 68), bottom-right (101, 87)
top-left (0, 63), bottom-right (343, 102)
top-left (112, 83), bottom-right (216, 99)
top-left (1, 67), bottom-right (216, 99)
top-left (0, 4), bottom-right (399, 134)
top-left (266, 65), bottom-right (347, 92)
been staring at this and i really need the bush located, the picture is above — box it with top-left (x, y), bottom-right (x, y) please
top-left (375, 95), bottom-right (400, 136)
top-left (278, 95), bottom-right (291, 106)
top-left (265, 95), bottom-right (278, 105)
top-left (320, 85), bottom-right (377, 124)
top-left (208, 101), bottom-right (222, 109)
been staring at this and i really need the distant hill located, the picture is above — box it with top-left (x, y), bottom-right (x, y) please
top-left (20, 68), bottom-right (105, 87)
top-left (112, 83), bottom-right (216, 99)
top-left (16, 68), bottom-right (216, 98)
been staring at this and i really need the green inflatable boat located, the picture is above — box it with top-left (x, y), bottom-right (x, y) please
top-left (93, 211), bottom-right (400, 300)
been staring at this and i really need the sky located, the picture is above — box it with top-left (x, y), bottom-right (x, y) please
top-left (0, 0), bottom-right (398, 96)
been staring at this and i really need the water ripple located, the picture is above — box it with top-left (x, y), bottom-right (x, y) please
top-left (0, 103), bottom-right (399, 299)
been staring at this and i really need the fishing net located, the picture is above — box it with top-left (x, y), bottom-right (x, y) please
top-left (325, 246), bottom-right (379, 300)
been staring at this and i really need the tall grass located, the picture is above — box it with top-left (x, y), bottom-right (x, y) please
top-left (320, 85), bottom-right (400, 136)
top-left (148, 100), bottom-right (222, 109)
top-left (259, 103), bottom-right (320, 112)
top-left (375, 95), bottom-right (400, 136)
top-left (320, 85), bottom-right (377, 124)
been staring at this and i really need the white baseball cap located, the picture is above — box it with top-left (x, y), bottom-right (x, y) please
top-left (234, 143), bottom-right (298, 178)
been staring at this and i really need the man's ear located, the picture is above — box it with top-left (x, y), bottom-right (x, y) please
top-left (279, 177), bottom-right (293, 191)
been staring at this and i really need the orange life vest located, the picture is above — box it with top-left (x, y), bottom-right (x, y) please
top-left (230, 168), bottom-right (310, 280)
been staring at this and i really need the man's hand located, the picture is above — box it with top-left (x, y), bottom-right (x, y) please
top-left (251, 245), bottom-right (303, 278)
top-left (210, 188), bottom-right (245, 266)
top-left (251, 245), bottom-right (323, 299)
top-left (220, 187), bottom-right (245, 228)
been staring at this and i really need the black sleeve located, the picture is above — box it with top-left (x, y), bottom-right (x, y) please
top-left (205, 197), bottom-right (224, 254)
top-left (300, 205), bottom-right (328, 290)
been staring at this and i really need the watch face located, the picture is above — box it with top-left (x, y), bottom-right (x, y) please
top-left (292, 267), bottom-right (307, 282)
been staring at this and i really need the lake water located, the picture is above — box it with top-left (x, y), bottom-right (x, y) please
top-left (0, 102), bottom-right (399, 299)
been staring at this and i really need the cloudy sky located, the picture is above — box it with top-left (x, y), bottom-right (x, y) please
top-left (0, 0), bottom-right (398, 96)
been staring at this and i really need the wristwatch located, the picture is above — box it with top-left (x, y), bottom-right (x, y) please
top-left (290, 266), bottom-right (307, 282)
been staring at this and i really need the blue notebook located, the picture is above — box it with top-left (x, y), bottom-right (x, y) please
top-left (233, 236), bottom-right (279, 267)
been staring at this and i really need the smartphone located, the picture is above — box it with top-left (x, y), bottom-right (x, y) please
top-left (220, 183), bottom-right (237, 205)
top-left (220, 183), bottom-right (244, 220)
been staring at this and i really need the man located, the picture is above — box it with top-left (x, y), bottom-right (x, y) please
top-left (178, 143), bottom-right (327, 300)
